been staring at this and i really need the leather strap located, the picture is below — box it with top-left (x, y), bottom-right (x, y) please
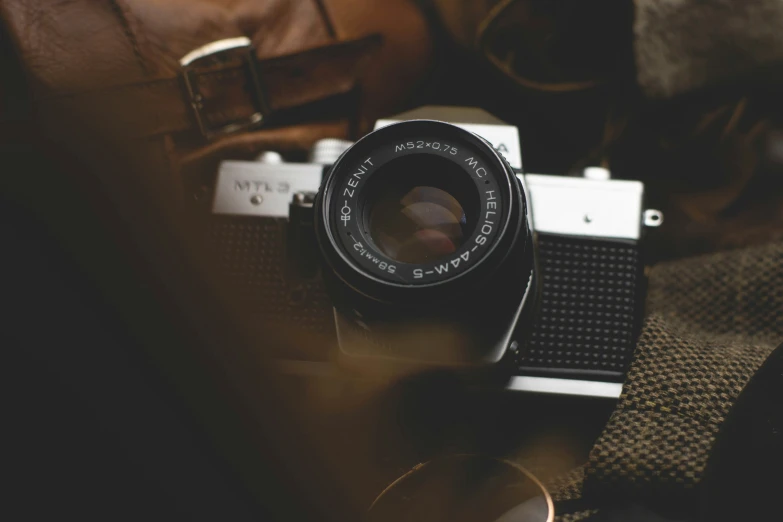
top-left (35, 35), bottom-right (381, 140)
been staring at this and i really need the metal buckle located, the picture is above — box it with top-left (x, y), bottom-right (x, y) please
top-left (180, 37), bottom-right (267, 139)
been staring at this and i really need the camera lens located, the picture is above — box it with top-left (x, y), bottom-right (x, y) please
top-left (315, 119), bottom-right (535, 364)
top-left (364, 154), bottom-right (480, 264)
top-left (316, 119), bottom-right (531, 292)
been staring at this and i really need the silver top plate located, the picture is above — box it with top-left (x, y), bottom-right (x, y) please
top-left (375, 106), bottom-right (523, 170)
top-left (523, 174), bottom-right (645, 241)
top-left (212, 161), bottom-right (323, 217)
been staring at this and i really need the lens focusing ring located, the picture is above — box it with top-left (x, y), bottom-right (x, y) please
top-left (316, 120), bottom-right (530, 303)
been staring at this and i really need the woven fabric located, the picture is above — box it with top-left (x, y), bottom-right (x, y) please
top-left (547, 466), bottom-right (598, 521)
top-left (579, 240), bottom-right (783, 507)
top-left (547, 466), bottom-right (586, 503)
top-left (555, 509), bottom-right (599, 522)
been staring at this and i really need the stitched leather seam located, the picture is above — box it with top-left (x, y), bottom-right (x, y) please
top-left (107, 0), bottom-right (149, 74)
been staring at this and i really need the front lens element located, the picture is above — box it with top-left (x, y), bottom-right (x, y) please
top-left (362, 154), bottom-right (479, 264)
top-left (370, 186), bottom-right (467, 263)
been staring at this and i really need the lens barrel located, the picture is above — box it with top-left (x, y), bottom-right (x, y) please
top-left (315, 120), bottom-right (535, 365)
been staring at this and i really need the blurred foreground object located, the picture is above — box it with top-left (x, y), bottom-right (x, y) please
top-left (0, 1), bottom-right (433, 521)
top-left (367, 455), bottom-right (553, 522)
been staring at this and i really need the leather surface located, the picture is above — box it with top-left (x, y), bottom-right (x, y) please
top-left (0, 0), bottom-right (430, 120)
top-left (30, 36), bottom-right (381, 140)
top-left (0, 0), bottom-right (432, 181)
top-left (0, 0), bottom-right (333, 96)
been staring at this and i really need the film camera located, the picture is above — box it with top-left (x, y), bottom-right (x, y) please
top-left (206, 107), bottom-right (662, 398)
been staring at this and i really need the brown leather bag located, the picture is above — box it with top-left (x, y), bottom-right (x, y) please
top-left (0, 0), bottom-right (432, 200)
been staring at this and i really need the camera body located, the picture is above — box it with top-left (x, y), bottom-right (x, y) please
top-left (205, 107), bottom-right (660, 397)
